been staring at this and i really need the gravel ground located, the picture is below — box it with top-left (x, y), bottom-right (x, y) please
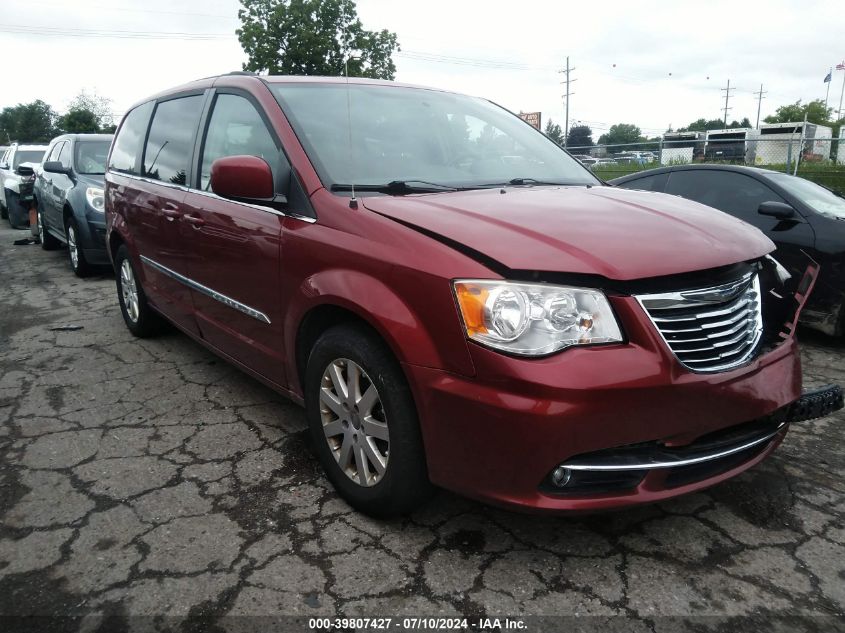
top-left (1, 223), bottom-right (844, 632)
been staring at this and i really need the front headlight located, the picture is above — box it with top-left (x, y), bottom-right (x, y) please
top-left (86, 187), bottom-right (105, 212)
top-left (453, 280), bottom-right (623, 356)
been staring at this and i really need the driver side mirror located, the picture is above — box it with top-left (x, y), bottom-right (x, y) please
top-left (43, 161), bottom-right (70, 175)
top-left (210, 155), bottom-right (286, 206)
top-left (15, 164), bottom-right (34, 177)
top-left (758, 201), bottom-right (795, 220)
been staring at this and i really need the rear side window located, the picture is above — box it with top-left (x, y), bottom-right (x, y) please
top-left (143, 95), bottom-right (204, 186)
top-left (109, 102), bottom-right (154, 175)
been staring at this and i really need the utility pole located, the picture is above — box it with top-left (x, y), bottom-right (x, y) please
top-left (559, 56), bottom-right (576, 148)
top-left (839, 65), bottom-right (845, 121)
top-left (721, 79), bottom-right (733, 127)
top-left (753, 83), bottom-right (767, 129)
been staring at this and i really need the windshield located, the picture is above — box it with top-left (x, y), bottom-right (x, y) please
top-left (270, 83), bottom-right (599, 191)
top-left (74, 140), bottom-right (111, 175)
top-left (13, 150), bottom-right (45, 168)
top-left (768, 173), bottom-right (845, 220)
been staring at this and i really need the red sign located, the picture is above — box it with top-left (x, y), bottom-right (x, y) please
top-left (518, 112), bottom-right (542, 130)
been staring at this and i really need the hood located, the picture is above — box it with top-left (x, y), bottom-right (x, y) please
top-left (76, 173), bottom-right (105, 187)
top-left (362, 186), bottom-right (774, 280)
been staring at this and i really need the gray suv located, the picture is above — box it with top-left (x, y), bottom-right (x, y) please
top-left (34, 134), bottom-right (112, 276)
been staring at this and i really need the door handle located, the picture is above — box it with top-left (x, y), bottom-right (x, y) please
top-left (182, 214), bottom-right (205, 228)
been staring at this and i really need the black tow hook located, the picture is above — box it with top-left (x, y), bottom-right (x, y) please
top-left (788, 384), bottom-right (844, 423)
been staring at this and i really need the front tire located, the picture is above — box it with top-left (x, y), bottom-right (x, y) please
top-left (5, 190), bottom-right (25, 229)
top-left (305, 323), bottom-right (433, 517)
top-left (38, 205), bottom-right (60, 250)
top-left (66, 218), bottom-right (92, 277)
top-left (114, 244), bottom-right (165, 337)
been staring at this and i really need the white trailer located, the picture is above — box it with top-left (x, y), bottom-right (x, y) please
top-left (838, 127), bottom-right (845, 166)
top-left (704, 128), bottom-right (752, 162)
top-left (660, 131), bottom-right (703, 164)
top-left (751, 122), bottom-right (833, 165)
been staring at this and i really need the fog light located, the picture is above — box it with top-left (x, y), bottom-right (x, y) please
top-left (551, 466), bottom-right (572, 487)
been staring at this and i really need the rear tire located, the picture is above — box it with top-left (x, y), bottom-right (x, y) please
top-left (38, 205), bottom-right (60, 250)
top-left (114, 244), bottom-right (166, 337)
top-left (66, 218), bottom-right (92, 277)
top-left (0, 197), bottom-right (7, 220)
top-left (305, 323), bottom-right (433, 518)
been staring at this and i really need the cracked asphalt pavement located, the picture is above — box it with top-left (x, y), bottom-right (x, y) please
top-left (1, 223), bottom-right (844, 632)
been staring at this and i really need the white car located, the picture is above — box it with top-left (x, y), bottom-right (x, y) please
top-left (1, 143), bottom-right (48, 228)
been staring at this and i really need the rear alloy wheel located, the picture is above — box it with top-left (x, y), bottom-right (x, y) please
top-left (38, 206), bottom-right (59, 250)
top-left (305, 323), bottom-right (433, 517)
top-left (114, 244), bottom-right (166, 337)
top-left (66, 218), bottom-right (92, 277)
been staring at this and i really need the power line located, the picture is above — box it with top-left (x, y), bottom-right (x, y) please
top-left (0, 23), bottom-right (234, 39)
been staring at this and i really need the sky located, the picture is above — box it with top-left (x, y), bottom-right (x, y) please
top-left (1, 0), bottom-right (843, 139)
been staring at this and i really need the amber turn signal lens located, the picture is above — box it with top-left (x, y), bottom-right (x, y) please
top-left (454, 282), bottom-right (489, 336)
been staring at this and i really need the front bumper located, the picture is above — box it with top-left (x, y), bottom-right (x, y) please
top-left (405, 283), bottom-right (835, 513)
top-left (79, 214), bottom-right (109, 265)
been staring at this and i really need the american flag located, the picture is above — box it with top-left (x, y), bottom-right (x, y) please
top-left (838, 61), bottom-right (845, 70)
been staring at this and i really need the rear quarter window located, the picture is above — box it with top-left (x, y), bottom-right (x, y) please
top-left (616, 172), bottom-right (668, 192)
top-left (109, 102), bottom-right (154, 176)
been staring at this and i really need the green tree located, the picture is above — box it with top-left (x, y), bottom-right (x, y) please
top-left (566, 124), bottom-right (593, 149)
top-left (598, 123), bottom-right (642, 149)
top-left (0, 100), bottom-right (57, 143)
top-left (67, 90), bottom-right (114, 130)
top-left (237, 0), bottom-right (399, 79)
top-left (57, 108), bottom-right (101, 134)
top-left (764, 99), bottom-right (833, 126)
top-left (544, 119), bottom-right (565, 146)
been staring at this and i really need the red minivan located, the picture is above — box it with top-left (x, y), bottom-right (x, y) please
top-left (105, 74), bottom-right (837, 517)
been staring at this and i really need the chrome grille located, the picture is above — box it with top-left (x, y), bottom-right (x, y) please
top-left (636, 272), bottom-right (763, 373)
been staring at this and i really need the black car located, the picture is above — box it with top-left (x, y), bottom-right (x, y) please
top-left (610, 164), bottom-right (845, 337)
top-left (34, 134), bottom-right (113, 276)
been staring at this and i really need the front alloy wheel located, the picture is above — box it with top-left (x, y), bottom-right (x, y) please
top-left (305, 323), bottom-right (433, 517)
top-left (66, 219), bottom-right (92, 277)
top-left (120, 259), bottom-right (140, 323)
top-left (320, 358), bottom-right (390, 487)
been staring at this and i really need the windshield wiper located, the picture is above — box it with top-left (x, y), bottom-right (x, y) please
top-left (330, 180), bottom-right (459, 195)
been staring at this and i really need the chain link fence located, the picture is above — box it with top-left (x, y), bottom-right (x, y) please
top-left (567, 133), bottom-right (844, 194)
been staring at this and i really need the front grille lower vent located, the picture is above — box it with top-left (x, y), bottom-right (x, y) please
top-left (636, 272), bottom-right (763, 373)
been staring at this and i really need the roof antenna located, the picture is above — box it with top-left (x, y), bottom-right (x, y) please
top-left (344, 54), bottom-right (358, 210)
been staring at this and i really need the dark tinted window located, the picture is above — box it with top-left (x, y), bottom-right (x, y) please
top-left (57, 142), bottom-right (72, 169)
top-left (75, 141), bottom-right (111, 175)
top-left (13, 150), bottom-right (45, 168)
top-left (616, 172), bottom-right (668, 192)
top-left (109, 102), bottom-right (153, 175)
top-left (665, 170), bottom-right (786, 226)
top-left (199, 94), bottom-right (282, 191)
top-left (143, 96), bottom-right (203, 186)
